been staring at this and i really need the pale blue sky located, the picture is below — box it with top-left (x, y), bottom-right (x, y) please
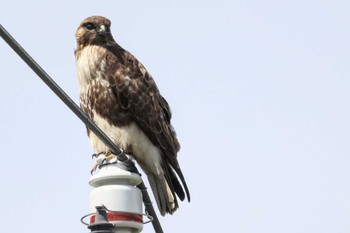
top-left (1, 1), bottom-right (350, 232)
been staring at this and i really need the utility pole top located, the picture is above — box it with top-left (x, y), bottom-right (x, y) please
top-left (88, 162), bottom-right (144, 233)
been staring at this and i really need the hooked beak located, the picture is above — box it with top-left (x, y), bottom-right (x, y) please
top-left (98, 25), bottom-right (107, 35)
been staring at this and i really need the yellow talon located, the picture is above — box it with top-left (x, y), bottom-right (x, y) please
top-left (90, 151), bottom-right (116, 174)
top-left (91, 163), bottom-right (99, 172)
top-left (104, 151), bottom-right (116, 162)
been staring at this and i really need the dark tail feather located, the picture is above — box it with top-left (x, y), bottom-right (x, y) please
top-left (166, 158), bottom-right (191, 202)
top-left (167, 164), bottom-right (185, 201)
top-left (173, 166), bottom-right (191, 202)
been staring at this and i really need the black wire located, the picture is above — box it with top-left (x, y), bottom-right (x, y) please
top-left (0, 24), bottom-right (163, 233)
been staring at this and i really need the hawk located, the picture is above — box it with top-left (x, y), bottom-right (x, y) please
top-left (75, 16), bottom-right (190, 215)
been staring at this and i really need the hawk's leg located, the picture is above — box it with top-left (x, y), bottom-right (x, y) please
top-left (91, 151), bottom-right (117, 174)
top-left (103, 151), bottom-right (116, 162)
top-left (91, 152), bottom-right (106, 174)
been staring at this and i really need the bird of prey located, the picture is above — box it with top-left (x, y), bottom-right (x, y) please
top-left (75, 16), bottom-right (190, 215)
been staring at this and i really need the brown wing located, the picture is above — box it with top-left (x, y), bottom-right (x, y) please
top-left (104, 43), bottom-right (190, 201)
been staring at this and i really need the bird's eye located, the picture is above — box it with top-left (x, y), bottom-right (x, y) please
top-left (84, 23), bottom-right (94, 30)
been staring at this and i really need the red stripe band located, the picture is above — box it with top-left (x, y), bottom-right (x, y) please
top-left (90, 212), bottom-right (143, 224)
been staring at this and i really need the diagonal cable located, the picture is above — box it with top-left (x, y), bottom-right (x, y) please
top-left (0, 24), bottom-right (163, 233)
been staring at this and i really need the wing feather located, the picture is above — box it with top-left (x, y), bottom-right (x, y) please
top-left (104, 43), bottom-right (190, 201)
top-left (105, 44), bottom-right (179, 154)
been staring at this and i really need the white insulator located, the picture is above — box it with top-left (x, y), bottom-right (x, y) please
top-left (89, 163), bottom-right (144, 233)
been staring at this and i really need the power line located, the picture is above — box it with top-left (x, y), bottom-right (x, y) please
top-left (0, 23), bottom-right (163, 233)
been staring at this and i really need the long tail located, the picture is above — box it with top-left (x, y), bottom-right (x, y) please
top-left (146, 171), bottom-right (177, 216)
top-left (145, 163), bottom-right (190, 216)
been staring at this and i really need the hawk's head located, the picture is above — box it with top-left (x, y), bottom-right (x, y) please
top-left (75, 16), bottom-right (114, 48)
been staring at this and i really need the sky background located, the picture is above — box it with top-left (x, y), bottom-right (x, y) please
top-left (1, 1), bottom-right (350, 232)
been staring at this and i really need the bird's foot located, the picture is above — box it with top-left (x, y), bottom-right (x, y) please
top-left (91, 152), bottom-right (107, 174)
top-left (103, 151), bottom-right (116, 163)
top-left (90, 151), bottom-right (117, 174)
